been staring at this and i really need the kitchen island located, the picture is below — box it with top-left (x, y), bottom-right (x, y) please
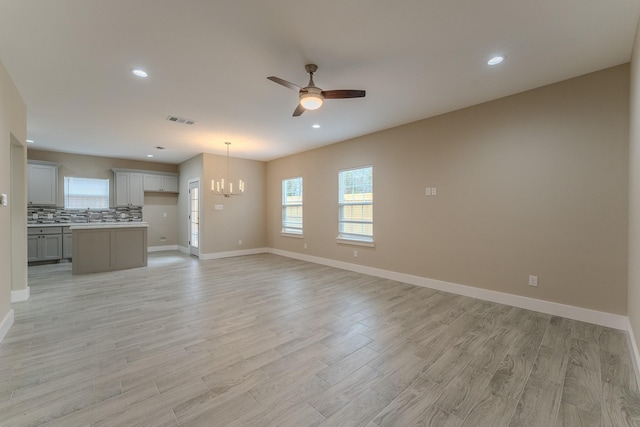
top-left (70, 222), bottom-right (148, 275)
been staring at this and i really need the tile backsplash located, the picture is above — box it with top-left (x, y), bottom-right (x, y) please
top-left (27, 206), bottom-right (143, 224)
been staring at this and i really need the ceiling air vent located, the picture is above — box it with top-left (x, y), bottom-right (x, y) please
top-left (166, 115), bottom-right (196, 125)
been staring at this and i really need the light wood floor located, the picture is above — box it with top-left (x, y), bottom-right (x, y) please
top-left (1, 252), bottom-right (639, 426)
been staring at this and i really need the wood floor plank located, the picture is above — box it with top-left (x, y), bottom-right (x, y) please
top-left (488, 332), bottom-right (543, 399)
top-left (508, 380), bottom-right (563, 427)
top-left (561, 363), bottom-right (603, 419)
top-left (541, 316), bottom-right (574, 351)
top-left (461, 388), bottom-right (518, 427)
top-left (433, 364), bottom-right (492, 419)
top-left (601, 350), bottom-right (639, 391)
top-left (406, 405), bottom-right (463, 427)
top-left (568, 338), bottom-right (601, 372)
top-left (602, 382), bottom-right (640, 427)
top-left (371, 376), bottom-right (444, 427)
top-left (0, 252), bottom-right (636, 426)
top-left (309, 365), bottom-right (385, 418)
top-left (239, 374), bottom-right (329, 427)
top-left (317, 388), bottom-right (393, 427)
top-left (555, 400), bottom-right (601, 427)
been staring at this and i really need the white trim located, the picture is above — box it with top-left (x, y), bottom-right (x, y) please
top-left (281, 232), bottom-right (304, 239)
top-left (336, 237), bottom-right (375, 247)
top-left (11, 287), bottom-right (30, 302)
top-left (177, 245), bottom-right (190, 254)
top-left (201, 247), bottom-right (269, 260)
top-left (0, 309), bottom-right (14, 343)
top-left (269, 248), bottom-right (628, 331)
top-left (627, 318), bottom-right (640, 384)
top-left (148, 245), bottom-right (178, 253)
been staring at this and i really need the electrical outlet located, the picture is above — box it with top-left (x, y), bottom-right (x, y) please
top-left (304, 243), bottom-right (308, 249)
top-left (163, 212), bottom-right (167, 218)
top-left (354, 250), bottom-right (358, 258)
top-left (425, 187), bottom-right (432, 196)
top-left (0, 194), bottom-right (7, 206)
top-left (238, 239), bottom-right (242, 246)
top-left (528, 275), bottom-right (538, 287)
top-left (432, 187), bottom-right (437, 196)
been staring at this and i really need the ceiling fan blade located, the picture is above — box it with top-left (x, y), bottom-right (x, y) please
top-left (267, 76), bottom-right (301, 91)
top-left (322, 90), bottom-right (366, 99)
top-left (292, 104), bottom-right (305, 117)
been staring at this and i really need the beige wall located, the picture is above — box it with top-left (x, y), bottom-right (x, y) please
top-left (177, 154), bottom-right (203, 251)
top-left (0, 59), bottom-right (27, 324)
top-left (11, 138), bottom-right (27, 292)
top-left (267, 64), bottom-right (630, 315)
top-left (629, 24), bottom-right (640, 358)
top-left (177, 152), bottom-right (268, 256)
top-left (201, 153), bottom-right (267, 254)
top-left (27, 149), bottom-right (179, 247)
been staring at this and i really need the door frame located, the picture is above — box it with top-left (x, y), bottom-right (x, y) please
top-left (187, 178), bottom-right (200, 257)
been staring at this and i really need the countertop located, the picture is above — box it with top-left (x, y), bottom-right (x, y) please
top-left (70, 222), bottom-right (148, 230)
top-left (28, 222), bottom-right (148, 229)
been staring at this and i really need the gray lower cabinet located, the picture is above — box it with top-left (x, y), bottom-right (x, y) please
top-left (28, 227), bottom-right (63, 262)
top-left (72, 226), bottom-right (147, 274)
top-left (63, 232), bottom-right (73, 259)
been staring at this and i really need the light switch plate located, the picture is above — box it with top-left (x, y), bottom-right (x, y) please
top-left (0, 194), bottom-right (7, 206)
top-left (214, 204), bottom-right (223, 210)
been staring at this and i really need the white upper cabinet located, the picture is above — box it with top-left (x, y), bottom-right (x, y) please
top-left (114, 171), bottom-right (144, 206)
top-left (28, 162), bottom-right (59, 205)
top-left (143, 173), bottom-right (178, 193)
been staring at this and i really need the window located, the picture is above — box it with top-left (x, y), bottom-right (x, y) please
top-left (338, 166), bottom-right (373, 244)
top-left (282, 177), bottom-right (303, 235)
top-left (64, 177), bottom-right (109, 209)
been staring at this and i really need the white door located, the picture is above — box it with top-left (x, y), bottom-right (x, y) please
top-left (188, 180), bottom-right (199, 257)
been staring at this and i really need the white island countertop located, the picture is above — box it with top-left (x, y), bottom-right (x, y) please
top-left (69, 222), bottom-right (148, 230)
top-left (28, 222), bottom-right (148, 228)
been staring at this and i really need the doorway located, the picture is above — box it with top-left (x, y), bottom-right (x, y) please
top-left (188, 179), bottom-right (199, 257)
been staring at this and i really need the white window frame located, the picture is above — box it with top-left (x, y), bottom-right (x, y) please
top-left (281, 176), bottom-right (303, 237)
top-left (64, 176), bottom-right (110, 210)
top-left (337, 166), bottom-right (374, 246)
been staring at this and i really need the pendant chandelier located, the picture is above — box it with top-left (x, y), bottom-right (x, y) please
top-left (211, 142), bottom-right (245, 197)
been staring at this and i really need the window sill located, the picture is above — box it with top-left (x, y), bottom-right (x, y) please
top-left (336, 237), bottom-right (375, 247)
top-left (281, 232), bottom-right (304, 239)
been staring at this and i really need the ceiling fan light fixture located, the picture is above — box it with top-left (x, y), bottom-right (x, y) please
top-left (487, 56), bottom-right (504, 66)
top-left (300, 93), bottom-right (324, 110)
top-left (131, 69), bottom-right (148, 77)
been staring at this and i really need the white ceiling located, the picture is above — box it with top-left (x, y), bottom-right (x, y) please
top-left (1, 0), bottom-right (639, 163)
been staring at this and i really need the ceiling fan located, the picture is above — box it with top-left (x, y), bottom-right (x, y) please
top-left (267, 64), bottom-right (366, 116)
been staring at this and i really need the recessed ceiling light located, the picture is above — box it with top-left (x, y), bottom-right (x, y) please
top-left (312, 124), bottom-right (321, 129)
top-left (146, 154), bottom-right (154, 158)
top-left (26, 139), bottom-right (34, 143)
top-left (487, 56), bottom-right (504, 66)
top-left (132, 69), bottom-right (148, 78)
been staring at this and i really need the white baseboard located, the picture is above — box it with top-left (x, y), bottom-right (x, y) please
top-left (0, 309), bottom-right (14, 343)
top-left (11, 287), bottom-right (30, 302)
top-left (201, 247), bottom-right (269, 260)
top-left (177, 245), bottom-right (190, 255)
top-left (148, 245), bottom-right (178, 253)
top-left (269, 248), bottom-right (628, 331)
top-left (627, 318), bottom-right (640, 384)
